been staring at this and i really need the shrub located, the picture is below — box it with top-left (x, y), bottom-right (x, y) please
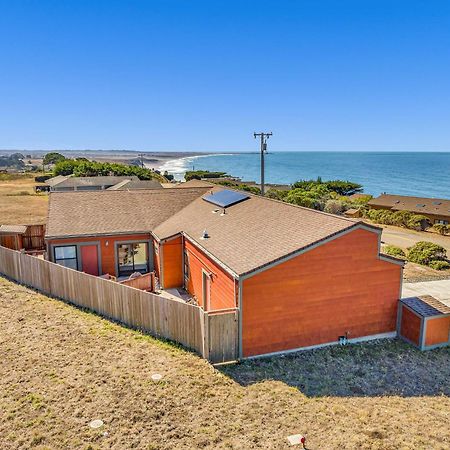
top-left (433, 224), bottom-right (449, 235)
top-left (407, 241), bottom-right (447, 266)
top-left (43, 152), bottom-right (65, 166)
top-left (429, 260), bottom-right (450, 271)
top-left (324, 199), bottom-right (346, 215)
top-left (407, 215), bottom-right (431, 231)
top-left (384, 245), bottom-right (406, 259)
top-left (391, 210), bottom-right (412, 227)
top-left (185, 170), bottom-right (228, 181)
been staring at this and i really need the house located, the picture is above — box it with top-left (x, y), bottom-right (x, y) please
top-left (45, 175), bottom-right (162, 192)
top-left (46, 186), bottom-right (403, 358)
top-left (368, 194), bottom-right (450, 225)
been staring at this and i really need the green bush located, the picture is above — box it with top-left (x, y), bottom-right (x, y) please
top-left (53, 159), bottom-right (165, 181)
top-left (407, 241), bottom-right (447, 266)
top-left (433, 224), bottom-right (449, 235)
top-left (384, 245), bottom-right (406, 259)
top-left (324, 199), bottom-right (346, 215)
top-left (185, 170), bottom-right (228, 181)
top-left (407, 214), bottom-right (431, 231)
top-left (429, 260), bottom-right (450, 271)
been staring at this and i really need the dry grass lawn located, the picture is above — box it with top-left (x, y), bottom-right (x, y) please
top-left (0, 174), bottom-right (48, 225)
top-left (1, 277), bottom-right (449, 449)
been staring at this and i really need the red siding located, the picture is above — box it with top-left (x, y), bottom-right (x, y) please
top-left (242, 228), bottom-right (402, 357)
top-left (161, 236), bottom-right (183, 288)
top-left (48, 234), bottom-right (152, 277)
top-left (425, 316), bottom-right (450, 347)
top-left (185, 240), bottom-right (237, 311)
top-left (400, 306), bottom-right (422, 346)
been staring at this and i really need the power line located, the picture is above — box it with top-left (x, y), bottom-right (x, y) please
top-left (254, 131), bottom-right (272, 196)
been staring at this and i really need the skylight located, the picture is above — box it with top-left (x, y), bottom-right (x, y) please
top-left (203, 190), bottom-right (250, 208)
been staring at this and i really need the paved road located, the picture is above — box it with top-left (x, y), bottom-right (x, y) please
top-left (402, 280), bottom-right (450, 307)
top-left (380, 226), bottom-right (450, 253)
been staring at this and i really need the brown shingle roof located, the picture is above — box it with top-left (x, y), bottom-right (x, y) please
top-left (153, 187), bottom-right (363, 276)
top-left (368, 194), bottom-right (450, 218)
top-left (401, 296), bottom-right (450, 317)
top-left (46, 188), bottom-right (209, 238)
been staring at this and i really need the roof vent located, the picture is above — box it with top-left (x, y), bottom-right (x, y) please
top-left (416, 203), bottom-right (426, 207)
top-left (220, 208), bottom-right (226, 216)
top-left (201, 229), bottom-right (209, 239)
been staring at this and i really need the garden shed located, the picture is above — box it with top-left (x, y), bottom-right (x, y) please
top-left (398, 296), bottom-right (450, 350)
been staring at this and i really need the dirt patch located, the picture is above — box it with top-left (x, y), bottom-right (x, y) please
top-left (1, 277), bottom-right (449, 449)
top-left (0, 174), bottom-right (48, 225)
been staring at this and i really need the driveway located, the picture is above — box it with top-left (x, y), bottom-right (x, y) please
top-left (378, 225), bottom-right (450, 253)
top-left (402, 279), bottom-right (450, 307)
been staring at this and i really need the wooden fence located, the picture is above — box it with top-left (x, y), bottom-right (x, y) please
top-left (0, 246), bottom-right (238, 364)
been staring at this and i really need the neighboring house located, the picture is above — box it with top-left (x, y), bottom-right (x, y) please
top-left (46, 187), bottom-right (403, 358)
top-left (45, 175), bottom-right (144, 191)
top-left (106, 179), bottom-right (163, 190)
top-left (368, 194), bottom-right (450, 225)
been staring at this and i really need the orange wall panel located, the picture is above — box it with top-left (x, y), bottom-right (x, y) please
top-left (161, 236), bottom-right (183, 288)
top-left (400, 306), bottom-right (422, 346)
top-left (242, 228), bottom-right (402, 357)
top-left (185, 240), bottom-right (237, 311)
top-left (48, 234), bottom-right (152, 277)
top-left (425, 316), bottom-right (450, 347)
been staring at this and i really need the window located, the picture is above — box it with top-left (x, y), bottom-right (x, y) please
top-left (54, 245), bottom-right (78, 270)
top-left (183, 250), bottom-right (190, 284)
top-left (117, 242), bottom-right (148, 277)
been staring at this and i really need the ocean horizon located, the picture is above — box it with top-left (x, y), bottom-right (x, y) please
top-left (159, 151), bottom-right (450, 198)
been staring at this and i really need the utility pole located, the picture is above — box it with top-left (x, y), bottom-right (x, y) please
top-left (254, 131), bottom-right (272, 196)
top-left (138, 153), bottom-right (145, 168)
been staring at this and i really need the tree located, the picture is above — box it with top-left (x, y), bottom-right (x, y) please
top-left (407, 241), bottom-right (446, 266)
top-left (43, 152), bottom-right (65, 166)
top-left (292, 179), bottom-right (363, 196)
top-left (163, 171), bottom-right (174, 181)
top-left (185, 170), bottom-right (228, 181)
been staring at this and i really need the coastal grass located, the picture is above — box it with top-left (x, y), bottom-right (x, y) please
top-left (1, 277), bottom-right (449, 449)
top-left (0, 173), bottom-right (48, 225)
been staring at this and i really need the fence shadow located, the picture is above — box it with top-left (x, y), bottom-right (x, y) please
top-left (220, 339), bottom-right (450, 397)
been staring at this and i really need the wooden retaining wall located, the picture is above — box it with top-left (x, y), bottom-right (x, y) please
top-left (0, 246), bottom-right (238, 364)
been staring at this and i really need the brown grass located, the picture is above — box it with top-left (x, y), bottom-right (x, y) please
top-left (1, 277), bottom-right (449, 449)
top-left (0, 174), bottom-right (48, 225)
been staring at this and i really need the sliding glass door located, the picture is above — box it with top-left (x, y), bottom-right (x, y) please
top-left (117, 242), bottom-right (149, 277)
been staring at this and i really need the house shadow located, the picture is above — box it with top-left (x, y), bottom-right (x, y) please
top-left (219, 339), bottom-right (450, 397)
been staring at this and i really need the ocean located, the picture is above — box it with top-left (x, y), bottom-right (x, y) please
top-left (160, 151), bottom-right (450, 198)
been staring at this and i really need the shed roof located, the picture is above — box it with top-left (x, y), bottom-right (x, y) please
top-left (401, 295), bottom-right (450, 317)
top-left (0, 224), bottom-right (27, 234)
top-left (46, 188), bottom-right (209, 238)
top-left (153, 187), bottom-right (366, 276)
top-left (368, 194), bottom-right (450, 218)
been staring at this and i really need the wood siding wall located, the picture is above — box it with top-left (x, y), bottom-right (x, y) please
top-left (400, 306), bottom-right (421, 346)
top-left (185, 240), bottom-right (237, 311)
top-left (48, 234), bottom-right (152, 277)
top-left (425, 316), bottom-right (450, 347)
top-left (242, 228), bottom-right (402, 357)
top-left (161, 236), bottom-right (183, 288)
top-left (0, 245), bottom-right (238, 364)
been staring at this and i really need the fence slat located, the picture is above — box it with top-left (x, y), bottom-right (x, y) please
top-left (0, 245), bottom-right (239, 363)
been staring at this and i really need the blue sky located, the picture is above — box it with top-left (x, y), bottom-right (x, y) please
top-left (1, 0), bottom-right (450, 152)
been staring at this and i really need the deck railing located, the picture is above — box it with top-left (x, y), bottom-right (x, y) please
top-left (0, 245), bottom-right (238, 364)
